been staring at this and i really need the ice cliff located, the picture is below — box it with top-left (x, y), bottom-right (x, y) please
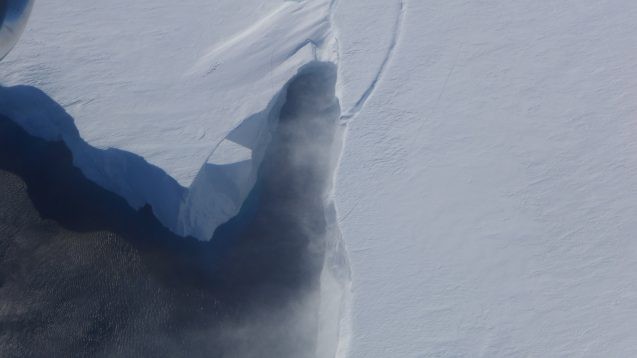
top-left (0, 0), bottom-right (339, 241)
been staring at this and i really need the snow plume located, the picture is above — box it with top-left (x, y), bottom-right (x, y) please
top-left (204, 62), bottom-right (351, 358)
top-left (254, 62), bottom-right (351, 358)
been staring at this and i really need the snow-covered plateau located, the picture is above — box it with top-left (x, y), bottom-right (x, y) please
top-left (3, 0), bottom-right (637, 356)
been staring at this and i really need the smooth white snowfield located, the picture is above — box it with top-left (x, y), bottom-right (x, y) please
top-left (336, 0), bottom-right (637, 356)
top-left (3, 0), bottom-right (637, 357)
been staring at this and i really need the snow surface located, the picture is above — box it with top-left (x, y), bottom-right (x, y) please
top-left (335, 0), bottom-right (637, 356)
top-left (3, 0), bottom-right (637, 356)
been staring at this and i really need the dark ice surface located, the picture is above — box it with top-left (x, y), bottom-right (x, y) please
top-left (0, 63), bottom-right (341, 357)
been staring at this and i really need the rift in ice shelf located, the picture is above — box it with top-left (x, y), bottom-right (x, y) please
top-left (0, 0), bottom-right (33, 61)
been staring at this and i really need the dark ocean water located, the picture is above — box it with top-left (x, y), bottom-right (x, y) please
top-left (0, 63), bottom-right (341, 357)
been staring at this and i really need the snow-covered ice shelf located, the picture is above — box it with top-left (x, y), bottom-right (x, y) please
top-left (335, 1), bottom-right (637, 356)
